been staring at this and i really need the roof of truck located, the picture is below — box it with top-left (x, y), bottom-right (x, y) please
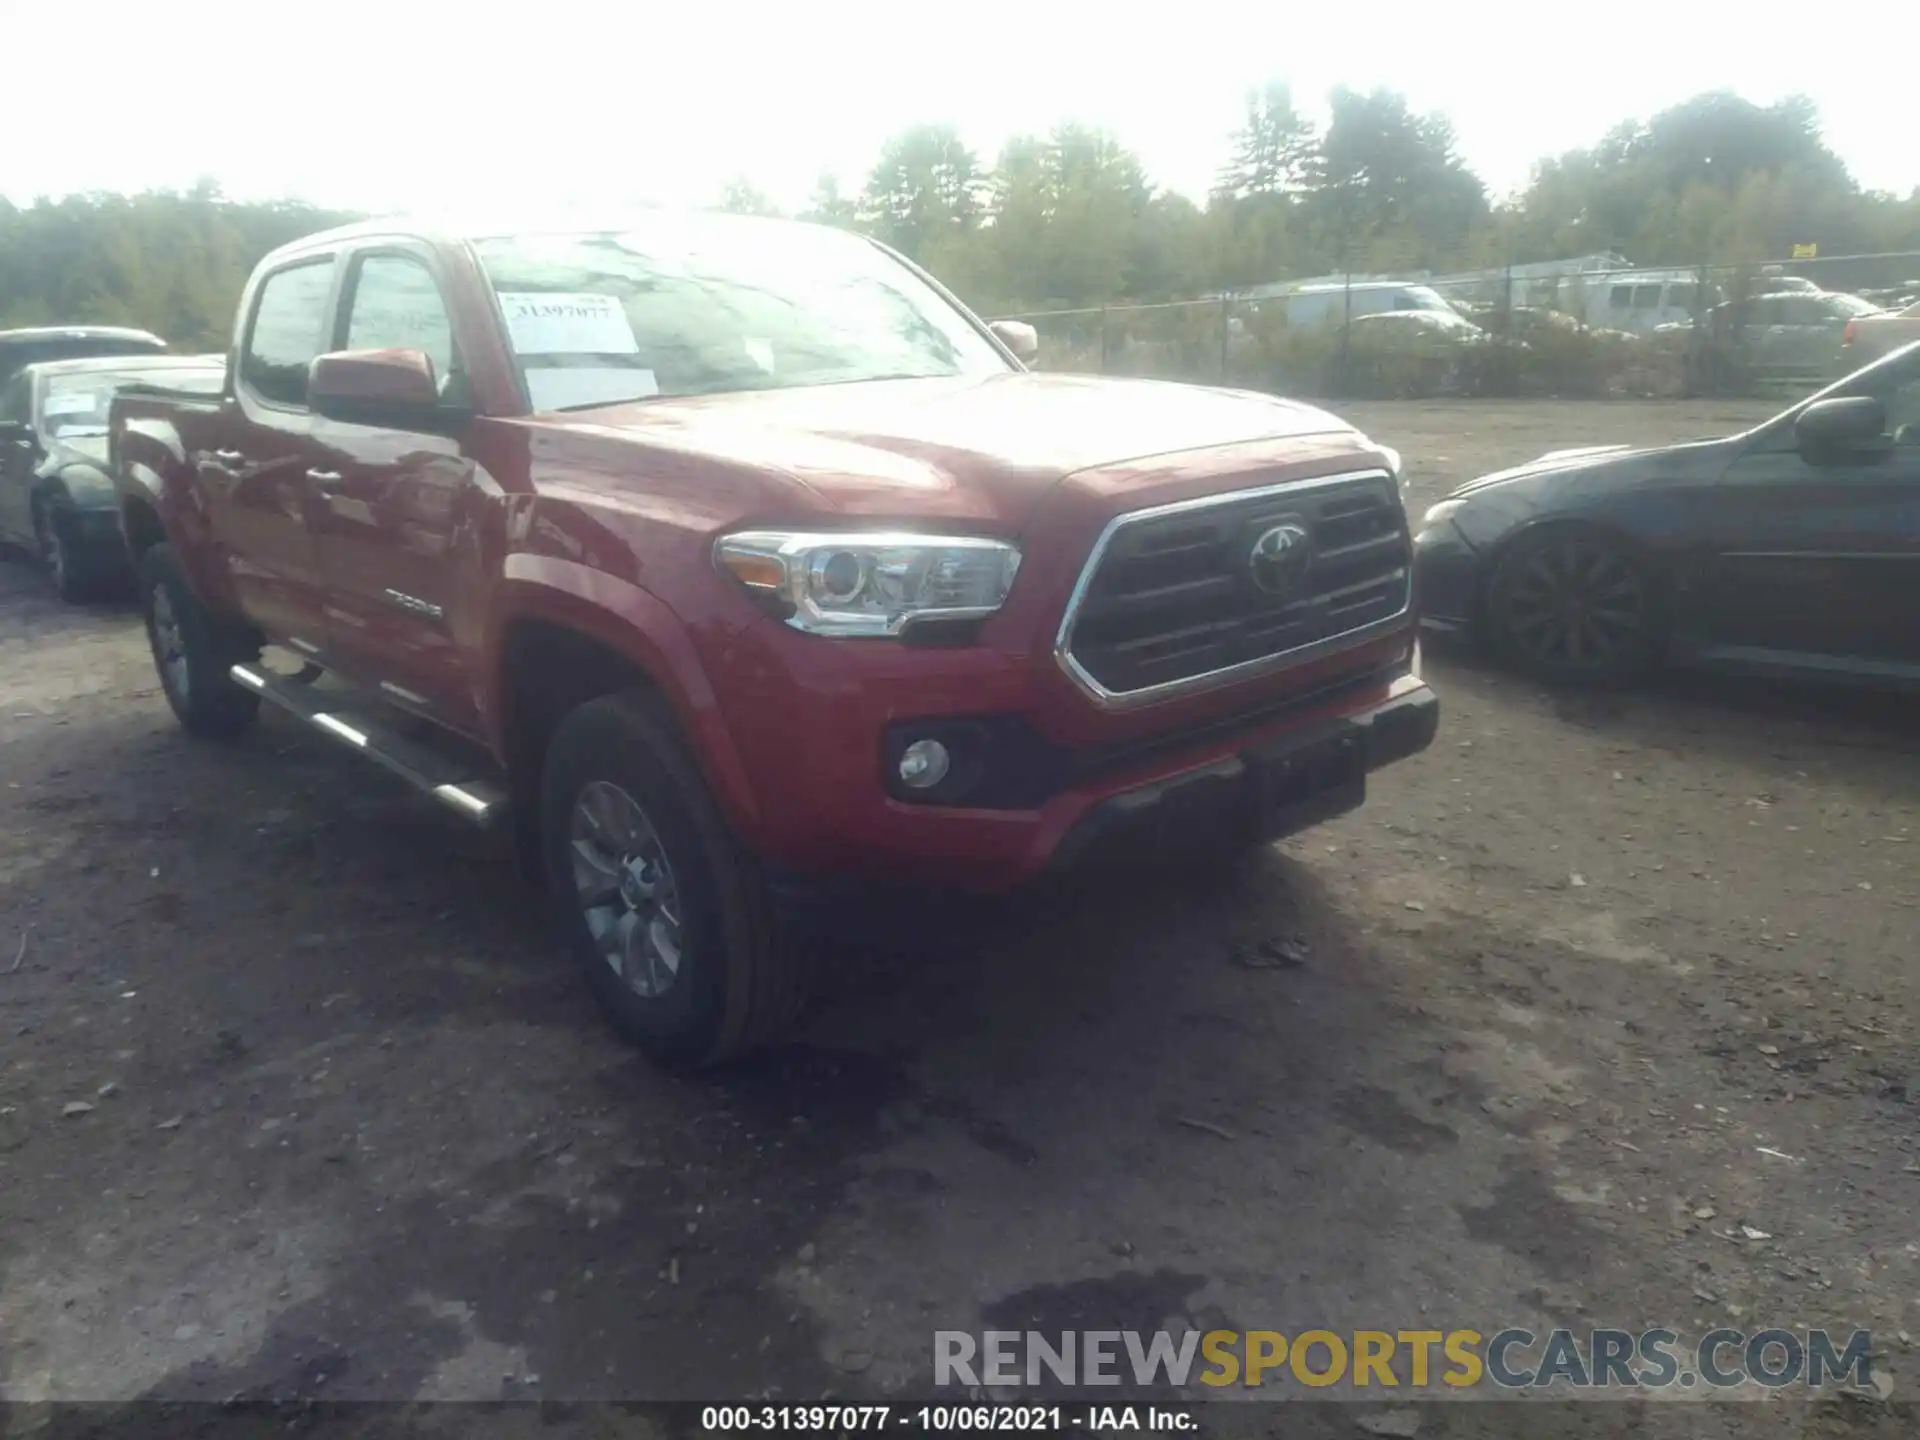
top-left (273, 208), bottom-right (848, 256)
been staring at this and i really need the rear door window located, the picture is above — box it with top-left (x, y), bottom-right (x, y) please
top-left (241, 260), bottom-right (337, 409)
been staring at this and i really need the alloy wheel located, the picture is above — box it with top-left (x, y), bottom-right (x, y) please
top-left (148, 583), bottom-right (191, 702)
top-left (1499, 534), bottom-right (1649, 674)
top-left (568, 780), bottom-right (685, 999)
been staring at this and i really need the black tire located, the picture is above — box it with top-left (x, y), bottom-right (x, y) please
top-left (138, 542), bottom-right (261, 740)
top-left (1483, 525), bottom-right (1663, 686)
top-left (33, 500), bottom-right (93, 604)
top-left (540, 690), bottom-right (805, 1067)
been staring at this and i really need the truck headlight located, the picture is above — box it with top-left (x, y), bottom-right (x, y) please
top-left (1421, 499), bottom-right (1464, 529)
top-left (714, 530), bottom-right (1022, 637)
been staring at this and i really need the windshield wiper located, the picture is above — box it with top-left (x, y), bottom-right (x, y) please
top-left (548, 394), bottom-right (672, 413)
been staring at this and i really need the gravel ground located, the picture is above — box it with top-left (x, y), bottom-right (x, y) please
top-left (1, 398), bottom-right (1916, 1438)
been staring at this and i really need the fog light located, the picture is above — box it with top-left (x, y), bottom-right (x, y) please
top-left (897, 738), bottom-right (951, 789)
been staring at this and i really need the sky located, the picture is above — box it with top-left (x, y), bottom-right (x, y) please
top-left (5, 0), bottom-right (1911, 217)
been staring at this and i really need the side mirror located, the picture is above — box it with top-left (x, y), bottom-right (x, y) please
top-left (308, 348), bottom-right (452, 429)
top-left (989, 320), bottom-right (1039, 364)
top-left (1795, 395), bottom-right (1885, 458)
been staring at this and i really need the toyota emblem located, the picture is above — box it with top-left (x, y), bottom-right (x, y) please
top-left (1248, 520), bottom-right (1314, 597)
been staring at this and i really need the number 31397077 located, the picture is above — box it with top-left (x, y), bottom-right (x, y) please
top-left (701, 1407), bottom-right (892, 1431)
top-left (700, 1406), bottom-right (1067, 1431)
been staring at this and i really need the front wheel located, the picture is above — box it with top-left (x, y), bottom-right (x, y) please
top-left (34, 502), bottom-right (91, 604)
top-left (138, 543), bottom-right (261, 739)
top-left (540, 690), bottom-right (807, 1067)
top-left (1483, 527), bottom-right (1663, 686)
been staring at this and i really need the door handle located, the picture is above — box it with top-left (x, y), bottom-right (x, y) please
top-left (306, 469), bottom-right (344, 489)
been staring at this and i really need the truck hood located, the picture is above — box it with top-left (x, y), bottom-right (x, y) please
top-left (554, 372), bottom-right (1358, 528)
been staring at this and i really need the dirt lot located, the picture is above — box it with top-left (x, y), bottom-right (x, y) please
top-left (1, 398), bottom-right (1917, 1437)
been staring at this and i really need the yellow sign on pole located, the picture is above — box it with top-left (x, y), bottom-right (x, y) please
top-left (1791, 243), bottom-right (1818, 260)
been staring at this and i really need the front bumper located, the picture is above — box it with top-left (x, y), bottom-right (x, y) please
top-left (742, 651), bottom-right (1436, 895)
top-left (60, 505), bottom-right (132, 573)
top-left (1411, 518), bottom-right (1481, 632)
top-left (1047, 673), bottom-right (1437, 872)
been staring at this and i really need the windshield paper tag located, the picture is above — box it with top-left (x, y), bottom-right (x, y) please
top-left (497, 293), bottom-right (639, 356)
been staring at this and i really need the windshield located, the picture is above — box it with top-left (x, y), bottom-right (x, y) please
top-left (471, 219), bottom-right (1009, 412)
top-left (1392, 286), bottom-right (1458, 315)
top-left (40, 366), bottom-right (224, 436)
top-left (1365, 310), bottom-right (1475, 331)
top-left (1750, 341), bottom-right (1920, 438)
top-left (1827, 293), bottom-right (1883, 319)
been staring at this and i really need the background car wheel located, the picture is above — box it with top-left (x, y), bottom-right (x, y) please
top-left (540, 690), bottom-right (806, 1068)
top-left (1483, 526), bottom-right (1663, 686)
top-left (33, 501), bottom-right (91, 604)
top-left (137, 543), bottom-right (261, 740)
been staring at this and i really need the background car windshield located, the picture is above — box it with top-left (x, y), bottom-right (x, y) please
top-left (473, 220), bottom-right (1009, 412)
top-left (41, 367), bottom-right (223, 435)
top-left (1827, 293), bottom-right (1884, 318)
top-left (1400, 287), bottom-right (1459, 315)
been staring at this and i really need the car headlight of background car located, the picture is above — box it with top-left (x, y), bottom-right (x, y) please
top-left (715, 531), bottom-right (1022, 637)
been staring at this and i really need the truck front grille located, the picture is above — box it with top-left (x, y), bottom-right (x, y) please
top-left (1056, 469), bottom-right (1411, 706)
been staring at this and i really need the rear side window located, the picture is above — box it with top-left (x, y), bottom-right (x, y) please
top-left (1631, 284), bottom-right (1662, 307)
top-left (1608, 286), bottom-right (1633, 309)
top-left (242, 260), bottom-right (335, 408)
top-left (1667, 284), bottom-right (1696, 310)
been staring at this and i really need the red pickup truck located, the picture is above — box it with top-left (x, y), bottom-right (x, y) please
top-left (109, 213), bottom-right (1437, 1066)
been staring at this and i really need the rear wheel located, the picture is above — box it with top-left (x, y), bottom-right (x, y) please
top-left (1484, 527), bottom-right (1662, 685)
top-left (540, 690), bottom-right (806, 1067)
top-left (138, 543), bottom-right (261, 739)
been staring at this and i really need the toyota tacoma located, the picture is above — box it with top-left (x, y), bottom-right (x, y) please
top-left (109, 212), bottom-right (1437, 1066)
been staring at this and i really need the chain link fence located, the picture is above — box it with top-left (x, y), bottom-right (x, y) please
top-left (990, 250), bottom-right (1920, 402)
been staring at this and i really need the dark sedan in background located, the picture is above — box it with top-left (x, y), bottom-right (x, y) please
top-left (0, 354), bottom-right (224, 600)
top-left (1414, 340), bottom-right (1920, 687)
top-left (0, 324), bottom-right (167, 390)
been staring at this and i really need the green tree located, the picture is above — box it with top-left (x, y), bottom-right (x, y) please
top-left (715, 177), bottom-right (782, 217)
top-left (1216, 82), bottom-right (1320, 200)
top-left (861, 124), bottom-right (981, 261)
top-left (0, 189), bottom-right (351, 346)
top-left (1309, 87), bottom-right (1488, 269)
top-left (1505, 93), bottom-right (1866, 264)
top-left (798, 171), bottom-right (860, 228)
